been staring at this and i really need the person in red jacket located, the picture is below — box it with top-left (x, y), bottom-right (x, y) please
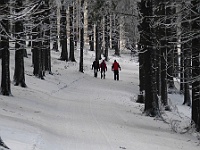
top-left (100, 60), bottom-right (107, 79)
top-left (112, 60), bottom-right (121, 80)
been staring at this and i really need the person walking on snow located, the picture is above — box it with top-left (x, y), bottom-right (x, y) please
top-left (92, 59), bottom-right (100, 77)
top-left (100, 60), bottom-right (107, 79)
top-left (112, 60), bottom-right (121, 80)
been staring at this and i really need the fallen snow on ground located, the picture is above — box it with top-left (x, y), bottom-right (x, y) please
top-left (0, 47), bottom-right (199, 150)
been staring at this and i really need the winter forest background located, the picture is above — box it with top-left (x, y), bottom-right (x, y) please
top-left (0, 0), bottom-right (200, 149)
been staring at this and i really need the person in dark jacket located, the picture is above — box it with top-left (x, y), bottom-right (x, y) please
top-left (112, 60), bottom-right (121, 80)
top-left (100, 60), bottom-right (107, 79)
top-left (92, 59), bottom-right (100, 77)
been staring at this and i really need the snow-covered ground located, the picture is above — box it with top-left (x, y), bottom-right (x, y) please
top-left (0, 45), bottom-right (199, 150)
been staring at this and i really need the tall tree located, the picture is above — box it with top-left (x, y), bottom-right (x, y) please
top-left (104, 15), bottom-right (109, 61)
top-left (0, 0), bottom-right (11, 95)
top-left (113, 14), bottom-right (120, 56)
top-left (13, 0), bottom-right (27, 87)
top-left (95, 20), bottom-right (101, 60)
top-left (69, 5), bottom-right (76, 62)
top-left (43, 0), bottom-right (52, 74)
top-left (79, 0), bottom-right (84, 73)
top-left (191, 0), bottom-right (200, 131)
top-left (180, 1), bottom-right (191, 106)
top-left (32, 1), bottom-right (45, 79)
top-left (154, 1), bottom-right (168, 107)
top-left (87, 14), bottom-right (94, 51)
top-left (59, 3), bottom-right (68, 61)
top-left (51, 9), bottom-right (59, 51)
top-left (139, 0), bottom-right (158, 116)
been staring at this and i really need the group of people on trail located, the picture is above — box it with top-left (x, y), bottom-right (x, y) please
top-left (92, 59), bottom-right (121, 80)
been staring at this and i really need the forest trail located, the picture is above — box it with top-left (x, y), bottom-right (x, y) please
top-left (0, 51), bottom-right (199, 150)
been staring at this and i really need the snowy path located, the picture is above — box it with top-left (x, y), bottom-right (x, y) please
top-left (1, 72), bottom-right (198, 150)
top-left (0, 51), bottom-right (199, 150)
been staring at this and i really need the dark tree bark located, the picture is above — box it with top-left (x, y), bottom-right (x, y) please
top-left (139, 0), bottom-right (158, 116)
top-left (179, 2), bottom-right (191, 95)
top-left (192, 38), bottom-right (200, 131)
top-left (79, 0), bottom-right (84, 73)
top-left (137, 0), bottom-right (145, 102)
top-left (51, 9), bottom-right (58, 51)
top-left (154, 1), bottom-right (168, 107)
top-left (180, 49), bottom-right (184, 93)
top-left (59, 5), bottom-right (68, 61)
top-left (183, 47), bottom-right (191, 106)
top-left (0, 136), bottom-right (9, 149)
top-left (88, 15), bottom-right (94, 51)
top-left (73, 2), bottom-right (78, 49)
top-left (112, 14), bottom-right (120, 56)
top-left (104, 15), bottom-right (109, 61)
top-left (160, 48), bottom-right (168, 106)
top-left (43, 0), bottom-right (52, 74)
top-left (111, 14), bottom-right (115, 49)
top-left (137, 44), bottom-right (145, 103)
top-left (32, 26), bottom-right (44, 79)
top-left (69, 6), bottom-right (76, 62)
top-left (181, 2), bottom-right (191, 106)
top-left (0, 0), bottom-right (11, 95)
top-left (191, 0), bottom-right (200, 131)
top-left (166, 3), bottom-right (176, 90)
top-left (14, 0), bottom-right (27, 87)
top-left (32, 1), bottom-right (45, 79)
top-left (95, 22), bottom-right (101, 61)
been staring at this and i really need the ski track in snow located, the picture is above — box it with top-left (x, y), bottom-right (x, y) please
top-left (89, 97), bottom-right (113, 149)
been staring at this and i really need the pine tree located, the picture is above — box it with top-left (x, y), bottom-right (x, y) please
top-left (191, 0), bottom-right (200, 131)
top-left (139, 0), bottom-right (158, 116)
top-left (104, 15), bottom-right (109, 61)
top-left (13, 0), bottom-right (27, 87)
top-left (59, 3), bottom-right (68, 61)
top-left (50, 0), bottom-right (59, 52)
top-left (79, 0), bottom-right (84, 73)
top-left (69, 5), bottom-right (76, 62)
top-left (0, 0), bottom-right (11, 95)
top-left (32, 1), bottom-right (45, 79)
top-left (43, 0), bottom-right (52, 74)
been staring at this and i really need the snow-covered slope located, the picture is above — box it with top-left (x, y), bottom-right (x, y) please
top-left (0, 47), bottom-right (199, 150)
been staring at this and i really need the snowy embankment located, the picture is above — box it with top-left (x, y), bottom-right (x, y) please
top-left (0, 48), bottom-right (199, 150)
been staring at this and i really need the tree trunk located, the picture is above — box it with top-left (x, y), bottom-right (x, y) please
top-left (95, 23), bottom-right (101, 61)
top-left (88, 15), bottom-right (94, 51)
top-left (104, 15), bottom-right (109, 61)
top-left (166, 2), bottom-right (176, 89)
top-left (69, 6), bottom-right (76, 62)
top-left (137, 2), bottom-right (145, 103)
top-left (183, 46), bottom-right (191, 106)
top-left (43, 0), bottom-right (51, 74)
top-left (153, 0), bottom-right (168, 108)
top-left (182, 2), bottom-right (191, 106)
top-left (0, 0), bottom-right (11, 95)
top-left (14, 0), bottom-right (27, 87)
top-left (111, 14), bottom-right (115, 49)
top-left (51, 9), bottom-right (58, 51)
top-left (79, 0), bottom-right (84, 73)
top-left (60, 5), bottom-right (68, 61)
top-left (137, 44), bottom-right (145, 103)
top-left (32, 2), bottom-right (44, 79)
top-left (32, 26), bottom-right (44, 79)
top-left (112, 14), bottom-right (120, 56)
top-left (140, 0), bottom-right (158, 116)
top-left (180, 49), bottom-right (184, 93)
top-left (192, 37), bottom-right (200, 131)
top-left (191, 0), bottom-right (200, 131)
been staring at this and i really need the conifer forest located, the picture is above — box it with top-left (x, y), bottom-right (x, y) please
top-left (0, 0), bottom-right (200, 133)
